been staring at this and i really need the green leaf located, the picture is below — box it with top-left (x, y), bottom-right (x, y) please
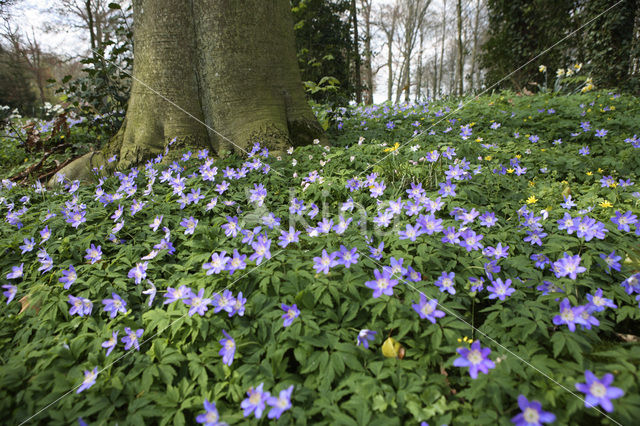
top-left (551, 332), bottom-right (566, 358)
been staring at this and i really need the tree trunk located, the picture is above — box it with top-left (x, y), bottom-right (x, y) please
top-left (469, 0), bottom-right (480, 92)
top-left (395, 58), bottom-right (406, 103)
top-left (95, 0), bottom-right (325, 172)
top-left (404, 57), bottom-right (410, 102)
top-left (432, 47), bottom-right (438, 97)
top-left (456, 0), bottom-right (464, 96)
top-left (415, 30), bottom-right (422, 102)
top-left (351, 0), bottom-right (362, 104)
top-left (360, 0), bottom-right (374, 104)
top-left (85, 0), bottom-right (97, 53)
top-left (387, 34), bottom-right (394, 102)
top-left (438, 0), bottom-right (446, 96)
top-left (630, 3), bottom-right (640, 78)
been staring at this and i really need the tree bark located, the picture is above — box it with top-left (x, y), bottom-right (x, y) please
top-left (376, 3), bottom-right (399, 103)
top-left (456, 0), bottom-right (464, 96)
top-left (438, 0), bottom-right (446, 96)
top-left (415, 27), bottom-right (423, 102)
top-left (351, 0), bottom-right (362, 104)
top-left (98, 0), bottom-right (325, 171)
top-left (387, 37), bottom-right (393, 102)
top-left (432, 47), bottom-right (438, 97)
top-left (630, 2), bottom-right (640, 78)
top-left (85, 0), bottom-right (96, 52)
top-left (360, 0), bottom-right (374, 104)
top-left (468, 0), bottom-right (481, 91)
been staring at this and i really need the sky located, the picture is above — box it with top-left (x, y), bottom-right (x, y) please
top-left (10, 0), bottom-right (88, 57)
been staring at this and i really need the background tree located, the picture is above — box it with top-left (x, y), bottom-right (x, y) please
top-left (53, 1), bottom-right (133, 137)
top-left (1, 18), bottom-right (61, 109)
top-left (0, 42), bottom-right (35, 112)
top-left (291, 0), bottom-right (355, 105)
top-left (576, 0), bottom-right (639, 91)
top-left (436, 0), bottom-right (447, 96)
top-left (374, 2), bottom-right (399, 102)
top-left (359, 0), bottom-right (374, 104)
top-left (394, 0), bottom-right (432, 103)
top-left (455, 0), bottom-right (464, 96)
top-left (481, 0), bottom-right (574, 92)
top-left (350, 0), bottom-right (362, 103)
top-left (467, 0), bottom-right (486, 91)
top-left (47, 0), bottom-right (127, 61)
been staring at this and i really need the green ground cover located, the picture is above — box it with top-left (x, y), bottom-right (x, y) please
top-left (1, 91), bottom-right (639, 424)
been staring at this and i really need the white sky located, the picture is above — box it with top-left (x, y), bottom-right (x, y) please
top-left (11, 0), bottom-right (88, 57)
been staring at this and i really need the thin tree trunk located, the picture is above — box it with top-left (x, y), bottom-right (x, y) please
top-left (438, 0), bottom-right (446, 95)
top-left (395, 58), bottom-right (406, 103)
top-left (432, 48), bottom-right (438, 97)
top-left (361, 0), bottom-right (374, 104)
top-left (415, 27), bottom-right (423, 102)
top-left (404, 54), bottom-right (410, 102)
top-left (85, 0), bottom-right (97, 59)
top-left (387, 36), bottom-right (393, 102)
top-left (351, 0), bottom-right (362, 104)
top-left (468, 0), bottom-right (480, 91)
top-left (630, 3), bottom-right (640, 77)
top-left (95, 8), bottom-right (104, 49)
top-left (456, 0), bottom-right (464, 96)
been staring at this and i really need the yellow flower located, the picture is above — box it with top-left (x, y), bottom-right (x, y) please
top-left (600, 201), bottom-right (613, 208)
top-left (383, 142), bottom-right (400, 153)
top-left (476, 137), bottom-right (483, 142)
top-left (382, 337), bottom-right (405, 359)
top-left (610, 105), bottom-right (616, 110)
top-left (515, 154), bottom-right (521, 159)
top-left (484, 155), bottom-right (492, 161)
top-left (507, 168), bottom-right (515, 174)
top-left (586, 171), bottom-right (593, 176)
top-left (574, 63), bottom-right (583, 71)
top-left (597, 168), bottom-right (603, 173)
top-left (526, 195), bottom-right (538, 204)
top-left (541, 148), bottom-right (546, 152)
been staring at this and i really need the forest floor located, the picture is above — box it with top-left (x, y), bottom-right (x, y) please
top-left (1, 91), bottom-right (639, 424)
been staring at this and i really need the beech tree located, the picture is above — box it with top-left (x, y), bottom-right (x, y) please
top-left (60, 0), bottom-right (325, 179)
